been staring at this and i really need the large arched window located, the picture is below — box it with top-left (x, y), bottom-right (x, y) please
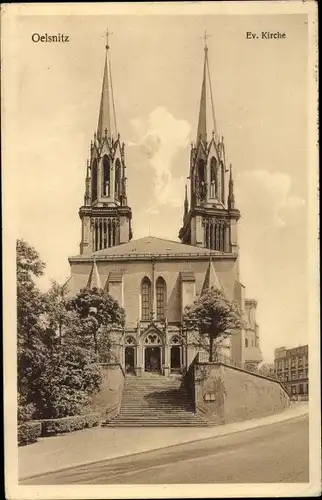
top-left (91, 159), bottom-right (98, 202)
top-left (141, 277), bottom-right (152, 321)
top-left (156, 277), bottom-right (166, 321)
top-left (210, 157), bottom-right (218, 198)
top-left (115, 159), bottom-right (121, 200)
top-left (102, 155), bottom-right (110, 196)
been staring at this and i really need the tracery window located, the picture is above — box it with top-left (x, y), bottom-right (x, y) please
top-left (170, 335), bottom-right (181, 345)
top-left (144, 333), bottom-right (162, 345)
top-left (102, 155), bottom-right (110, 196)
top-left (125, 336), bottom-right (136, 345)
top-left (210, 157), bottom-right (218, 198)
top-left (141, 277), bottom-right (152, 321)
top-left (156, 277), bottom-right (166, 321)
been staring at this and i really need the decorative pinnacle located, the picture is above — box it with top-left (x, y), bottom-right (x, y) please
top-left (105, 28), bottom-right (113, 51)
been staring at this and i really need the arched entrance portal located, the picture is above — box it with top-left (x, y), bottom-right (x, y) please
top-left (144, 333), bottom-right (162, 373)
top-left (170, 335), bottom-right (182, 373)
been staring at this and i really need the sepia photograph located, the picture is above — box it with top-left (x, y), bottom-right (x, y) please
top-left (2, 2), bottom-right (320, 499)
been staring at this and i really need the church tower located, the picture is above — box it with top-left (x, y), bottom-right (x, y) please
top-left (179, 37), bottom-right (240, 253)
top-left (79, 32), bottom-right (133, 255)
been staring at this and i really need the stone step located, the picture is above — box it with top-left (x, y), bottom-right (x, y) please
top-left (102, 421), bottom-right (210, 427)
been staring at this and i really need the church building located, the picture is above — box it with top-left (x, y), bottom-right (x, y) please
top-left (66, 35), bottom-right (263, 376)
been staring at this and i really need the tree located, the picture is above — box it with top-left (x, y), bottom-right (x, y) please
top-left (258, 362), bottom-right (276, 378)
top-left (43, 280), bottom-right (82, 345)
top-left (66, 287), bottom-right (126, 357)
top-left (17, 240), bottom-right (49, 412)
top-left (183, 287), bottom-right (245, 362)
top-left (34, 345), bottom-right (102, 419)
top-left (17, 240), bottom-right (104, 420)
top-left (17, 239), bottom-right (46, 346)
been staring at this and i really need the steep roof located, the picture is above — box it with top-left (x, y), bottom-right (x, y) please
top-left (69, 236), bottom-right (226, 260)
top-left (196, 42), bottom-right (218, 145)
top-left (86, 259), bottom-right (102, 288)
top-left (202, 260), bottom-right (222, 292)
top-left (97, 35), bottom-right (117, 140)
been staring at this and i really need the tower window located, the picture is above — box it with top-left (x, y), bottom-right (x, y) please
top-left (91, 160), bottom-right (98, 202)
top-left (156, 277), bottom-right (166, 321)
top-left (245, 338), bottom-right (248, 348)
top-left (102, 156), bottom-right (110, 196)
top-left (197, 159), bottom-right (206, 200)
top-left (210, 157), bottom-right (218, 198)
top-left (141, 277), bottom-right (152, 321)
top-left (115, 159), bottom-right (121, 200)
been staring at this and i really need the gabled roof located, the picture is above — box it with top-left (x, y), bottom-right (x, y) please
top-left (202, 260), bottom-right (222, 292)
top-left (86, 259), bottom-right (102, 289)
top-left (70, 236), bottom-right (225, 260)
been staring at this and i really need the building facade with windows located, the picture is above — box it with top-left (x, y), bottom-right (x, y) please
top-left (274, 345), bottom-right (309, 397)
top-left (66, 36), bottom-right (263, 376)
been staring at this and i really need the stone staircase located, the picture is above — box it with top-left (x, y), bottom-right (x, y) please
top-left (102, 374), bottom-right (210, 427)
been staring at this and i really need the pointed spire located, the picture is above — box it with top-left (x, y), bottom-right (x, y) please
top-left (196, 31), bottom-right (218, 146)
top-left (86, 258), bottom-right (102, 289)
top-left (202, 259), bottom-right (222, 293)
top-left (97, 29), bottom-right (117, 141)
top-left (228, 163), bottom-right (235, 209)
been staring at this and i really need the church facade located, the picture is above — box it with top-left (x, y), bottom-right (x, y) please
top-left (66, 36), bottom-right (262, 376)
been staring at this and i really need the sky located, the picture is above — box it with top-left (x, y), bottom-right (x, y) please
top-left (9, 12), bottom-right (310, 361)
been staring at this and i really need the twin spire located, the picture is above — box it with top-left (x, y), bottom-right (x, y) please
top-left (196, 31), bottom-right (218, 145)
top-left (97, 29), bottom-right (117, 141)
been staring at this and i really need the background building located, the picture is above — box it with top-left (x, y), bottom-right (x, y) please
top-left (274, 345), bottom-right (309, 398)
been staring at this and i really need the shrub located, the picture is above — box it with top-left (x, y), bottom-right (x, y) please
top-left (18, 421), bottom-right (42, 446)
top-left (18, 402), bottom-right (36, 423)
top-left (41, 413), bottom-right (101, 436)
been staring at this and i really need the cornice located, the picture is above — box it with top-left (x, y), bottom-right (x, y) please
top-left (68, 251), bottom-right (238, 264)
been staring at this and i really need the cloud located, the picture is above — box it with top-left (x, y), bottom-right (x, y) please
top-left (235, 169), bottom-right (305, 228)
top-left (129, 106), bottom-right (191, 209)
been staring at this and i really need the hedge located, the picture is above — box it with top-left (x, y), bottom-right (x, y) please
top-left (41, 413), bottom-right (101, 436)
top-left (18, 421), bottom-right (42, 446)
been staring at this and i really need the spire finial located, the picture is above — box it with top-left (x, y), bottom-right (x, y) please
top-left (105, 28), bottom-right (113, 51)
top-left (203, 30), bottom-right (211, 50)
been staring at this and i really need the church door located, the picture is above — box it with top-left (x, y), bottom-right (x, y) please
top-left (125, 346), bottom-right (135, 374)
top-left (170, 346), bottom-right (181, 373)
top-left (145, 347), bottom-right (161, 373)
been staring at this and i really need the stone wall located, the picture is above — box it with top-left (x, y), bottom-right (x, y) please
top-left (91, 363), bottom-right (125, 421)
top-left (192, 362), bottom-right (290, 425)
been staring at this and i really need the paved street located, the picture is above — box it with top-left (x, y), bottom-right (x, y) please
top-left (21, 414), bottom-right (309, 485)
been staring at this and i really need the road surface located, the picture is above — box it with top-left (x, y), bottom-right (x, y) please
top-left (21, 414), bottom-right (309, 484)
